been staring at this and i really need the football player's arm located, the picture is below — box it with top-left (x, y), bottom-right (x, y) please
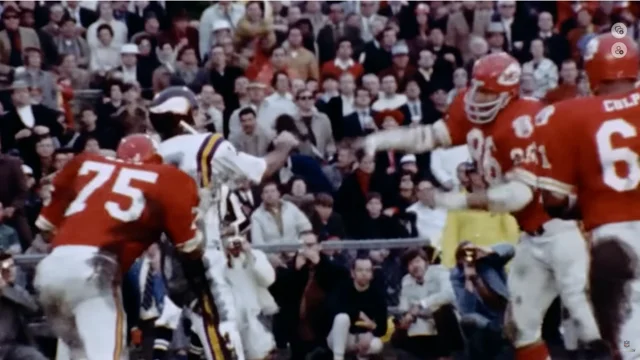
top-left (363, 119), bottom-right (452, 154)
top-left (35, 155), bottom-right (85, 233)
top-left (217, 138), bottom-right (295, 184)
top-left (160, 169), bottom-right (204, 257)
top-left (363, 92), bottom-right (468, 154)
top-left (433, 180), bottom-right (534, 213)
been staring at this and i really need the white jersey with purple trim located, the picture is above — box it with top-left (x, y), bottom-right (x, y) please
top-left (157, 132), bottom-right (267, 247)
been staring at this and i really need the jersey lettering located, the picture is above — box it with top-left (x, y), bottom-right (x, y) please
top-left (65, 160), bottom-right (159, 222)
top-left (467, 128), bottom-right (502, 184)
top-left (510, 143), bottom-right (552, 169)
top-left (512, 115), bottom-right (534, 139)
top-left (595, 118), bottom-right (640, 192)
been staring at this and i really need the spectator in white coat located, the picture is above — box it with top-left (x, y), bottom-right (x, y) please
top-left (224, 233), bottom-right (278, 360)
top-left (429, 145), bottom-right (471, 191)
top-left (250, 181), bottom-right (312, 245)
top-left (406, 180), bottom-right (448, 250)
top-left (86, 2), bottom-right (127, 50)
top-left (522, 38), bottom-right (558, 99)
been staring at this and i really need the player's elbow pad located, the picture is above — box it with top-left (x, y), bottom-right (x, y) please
top-left (487, 181), bottom-right (533, 213)
top-left (367, 124), bottom-right (436, 153)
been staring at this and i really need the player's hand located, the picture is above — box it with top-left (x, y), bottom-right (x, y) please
top-left (14, 128), bottom-right (32, 140)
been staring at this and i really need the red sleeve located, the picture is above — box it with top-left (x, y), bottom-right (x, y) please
top-left (35, 154), bottom-right (87, 232)
top-left (443, 90), bottom-right (471, 146)
top-left (158, 167), bottom-right (202, 253)
top-left (533, 104), bottom-right (579, 195)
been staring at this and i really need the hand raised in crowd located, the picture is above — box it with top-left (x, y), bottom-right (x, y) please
top-left (14, 128), bottom-right (32, 140)
top-left (34, 125), bottom-right (50, 136)
top-left (241, 239), bottom-right (252, 253)
top-left (268, 253), bottom-right (286, 269)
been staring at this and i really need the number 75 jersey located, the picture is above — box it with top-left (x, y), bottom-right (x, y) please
top-left (36, 153), bottom-right (202, 270)
top-left (534, 89), bottom-right (640, 232)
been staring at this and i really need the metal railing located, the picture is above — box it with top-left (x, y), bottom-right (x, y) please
top-left (14, 238), bottom-right (431, 267)
top-left (20, 238), bottom-right (428, 338)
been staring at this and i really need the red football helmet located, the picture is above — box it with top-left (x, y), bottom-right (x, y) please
top-left (116, 134), bottom-right (159, 163)
top-left (464, 53), bottom-right (522, 124)
top-left (584, 33), bottom-right (639, 93)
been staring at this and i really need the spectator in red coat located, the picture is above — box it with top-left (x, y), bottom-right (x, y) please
top-left (320, 38), bottom-right (364, 83)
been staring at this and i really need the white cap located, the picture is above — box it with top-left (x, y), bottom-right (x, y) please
top-left (120, 43), bottom-right (139, 55)
top-left (400, 154), bottom-right (417, 164)
top-left (211, 20), bottom-right (231, 33)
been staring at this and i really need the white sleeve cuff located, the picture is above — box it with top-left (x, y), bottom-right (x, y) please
top-left (434, 191), bottom-right (468, 210)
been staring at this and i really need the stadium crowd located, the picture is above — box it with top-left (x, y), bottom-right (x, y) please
top-left (0, 0), bottom-right (634, 359)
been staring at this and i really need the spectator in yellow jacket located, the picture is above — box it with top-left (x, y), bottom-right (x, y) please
top-left (439, 162), bottom-right (520, 268)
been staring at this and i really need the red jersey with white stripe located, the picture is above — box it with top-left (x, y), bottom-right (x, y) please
top-left (534, 89), bottom-right (640, 231)
top-left (36, 153), bottom-right (202, 270)
top-left (443, 91), bottom-right (551, 233)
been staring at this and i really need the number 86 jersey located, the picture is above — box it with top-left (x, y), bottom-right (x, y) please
top-left (534, 89), bottom-right (640, 232)
top-left (443, 91), bottom-right (551, 233)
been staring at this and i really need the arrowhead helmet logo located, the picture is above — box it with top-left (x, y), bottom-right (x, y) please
top-left (497, 62), bottom-right (522, 86)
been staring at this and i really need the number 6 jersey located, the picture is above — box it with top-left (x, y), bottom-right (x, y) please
top-left (533, 89), bottom-right (640, 232)
top-left (36, 153), bottom-right (203, 270)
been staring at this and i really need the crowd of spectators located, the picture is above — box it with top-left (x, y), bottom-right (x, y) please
top-left (0, 0), bottom-right (634, 359)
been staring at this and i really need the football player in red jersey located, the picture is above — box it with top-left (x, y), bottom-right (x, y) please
top-left (361, 52), bottom-right (605, 360)
top-left (532, 33), bottom-right (640, 359)
top-left (32, 135), bottom-right (232, 360)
